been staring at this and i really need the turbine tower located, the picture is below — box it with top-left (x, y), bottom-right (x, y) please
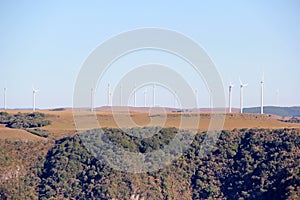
top-left (3, 87), bottom-right (7, 110)
top-left (260, 74), bottom-right (264, 114)
top-left (228, 82), bottom-right (234, 113)
top-left (239, 79), bottom-right (248, 114)
top-left (32, 86), bottom-right (39, 111)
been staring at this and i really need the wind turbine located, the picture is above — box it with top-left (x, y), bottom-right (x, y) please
top-left (3, 87), bottom-right (7, 110)
top-left (228, 82), bottom-right (234, 113)
top-left (260, 74), bottom-right (264, 114)
top-left (32, 86), bottom-right (39, 111)
top-left (239, 78), bottom-right (248, 114)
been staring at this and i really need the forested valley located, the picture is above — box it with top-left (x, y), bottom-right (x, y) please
top-left (0, 127), bottom-right (299, 199)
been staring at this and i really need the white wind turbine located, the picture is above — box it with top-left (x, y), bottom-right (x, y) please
top-left (228, 82), bottom-right (234, 113)
top-left (260, 74), bottom-right (264, 114)
top-left (32, 86), bottom-right (39, 111)
top-left (239, 78), bottom-right (248, 114)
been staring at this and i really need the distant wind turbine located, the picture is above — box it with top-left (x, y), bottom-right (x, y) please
top-left (32, 86), bottom-right (39, 111)
top-left (260, 74), bottom-right (264, 114)
top-left (228, 82), bottom-right (234, 113)
top-left (239, 78), bottom-right (248, 114)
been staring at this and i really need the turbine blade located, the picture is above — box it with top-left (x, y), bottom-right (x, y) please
top-left (239, 77), bottom-right (242, 85)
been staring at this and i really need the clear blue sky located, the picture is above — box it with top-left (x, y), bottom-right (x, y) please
top-left (0, 1), bottom-right (299, 109)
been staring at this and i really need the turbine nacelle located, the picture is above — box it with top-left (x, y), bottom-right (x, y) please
top-left (240, 83), bottom-right (248, 88)
top-left (239, 77), bottom-right (248, 88)
top-left (32, 86), bottom-right (39, 94)
top-left (261, 73), bottom-right (265, 84)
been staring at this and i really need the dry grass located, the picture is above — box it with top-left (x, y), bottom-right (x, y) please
top-left (39, 109), bottom-right (300, 132)
top-left (1, 108), bottom-right (299, 140)
top-left (0, 124), bottom-right (47, 141)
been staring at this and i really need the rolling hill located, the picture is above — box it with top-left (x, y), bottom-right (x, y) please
top-left (244, 106), bottom-right (300, 117)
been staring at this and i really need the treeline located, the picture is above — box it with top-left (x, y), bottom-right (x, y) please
top-left (0, 112), bottom-right (51, 129)
top-left (0, 127), bottom-right (299, 199)
top-left (280, 117), bottom-right (300, 123)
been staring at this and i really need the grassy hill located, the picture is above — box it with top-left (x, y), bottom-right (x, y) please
top-left (244, 106), bottom-right (300, 117)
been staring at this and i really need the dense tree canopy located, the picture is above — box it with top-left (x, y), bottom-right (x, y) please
top-left (0, 127), bottom-right (299, 199)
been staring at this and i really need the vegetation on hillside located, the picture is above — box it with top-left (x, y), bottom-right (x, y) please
top-left (0, 127), bottom-right (299, 199)
top-left (280, 117), bottom-right (300, 123)
top-left (0, 112), bottom-right (51, 139)
top-left (0, 139), bottom-right (52, 199)
top-left (25, 128), bottom-right (49, 138)
top-left (0, 112), bottom-right (51, 129)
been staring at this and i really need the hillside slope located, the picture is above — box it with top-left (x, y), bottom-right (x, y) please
top-left (244, 106), bottom-right (300, 117)
top-left (37, 128), bottom-right (300, 199)
top-left (1, 127), bottom-right (299, 199)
